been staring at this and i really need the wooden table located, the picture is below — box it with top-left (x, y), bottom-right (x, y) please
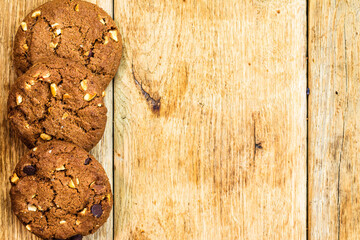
top-left (0, 0), bottom-right (358, 239)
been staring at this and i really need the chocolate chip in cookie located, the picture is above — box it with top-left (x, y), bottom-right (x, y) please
top-left (91, 204), bottom-right (103, 218)
top-left (84, 157), bottom-right (92, 165)
top-left (23, 165), bottom-right (36, 175)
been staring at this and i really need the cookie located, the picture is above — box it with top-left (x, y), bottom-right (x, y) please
top-left (10, 141), bottom-right (113, 240)
top-left (14, 0), bottom-right (122, 89)
top-left (8, 57), bottom-right (107, 151)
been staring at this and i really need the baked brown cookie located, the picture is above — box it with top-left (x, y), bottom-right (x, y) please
top-left (8, 57), bottom-right (107, 151)
top-left (14, 0), bottom-right (122, 89)
top-left (10, 141), bottom-right (113, 240)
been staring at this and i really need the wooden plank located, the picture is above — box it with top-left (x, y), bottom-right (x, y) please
top-left (114, 0), bottom-right (307, 239)
top-left (308, 1), bottom-right (360, 239)
top-left (87, 0), bottom-right (114, 238)
top-left (87, 1), bottom-right (114, 239)
top-left (0, 0), bottom-right (114, 239)
top-left (0, 1), bottom-right (31, 239)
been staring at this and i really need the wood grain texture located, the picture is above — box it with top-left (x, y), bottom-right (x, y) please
top-left (308, 1), bottom-right (360, 239)
top-left (87, 0), bottom-right (114, 239)
top-left (0, 0), bottom-right (114, 239)
top-left (114, 0), bottom-right (307, 239)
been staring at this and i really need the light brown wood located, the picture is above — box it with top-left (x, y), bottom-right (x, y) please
top-left (0, 0), bottom-right (114, 239)
top-left (308, 1), bottom-right (360, 239)
top-left (88, 1), bottom-right (114, 239)
top-left (114, 0), bottom-right (307, 239)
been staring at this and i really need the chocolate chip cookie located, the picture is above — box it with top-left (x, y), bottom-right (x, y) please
top-left (14, 0), bottom-right (122, 89)
top-left (8, 57), bottom-right (107, 151)
top-left (10, 141), bottom-right (113, 240)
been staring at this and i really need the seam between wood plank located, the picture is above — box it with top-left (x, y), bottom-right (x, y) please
top-left (306, 1), bottom-right (309, 240)
top-left (336, 22), bottom-right (349, 240)
top-left (112, 0), bottom-right (115, 239)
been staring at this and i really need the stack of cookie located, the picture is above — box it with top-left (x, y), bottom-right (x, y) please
top-left (7, 1), bottom-right (122, 239)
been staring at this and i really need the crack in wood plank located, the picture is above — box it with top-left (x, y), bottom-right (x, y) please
top-left (132, 64), bottom-right (161, 113)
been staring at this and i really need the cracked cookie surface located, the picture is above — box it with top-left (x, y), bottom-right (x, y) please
top-left (10, 141), bottom-right (113, 240)
top-left (8, 57), bottom-right (107, 151)
top-left (14, 0), bottom-right (122, 89)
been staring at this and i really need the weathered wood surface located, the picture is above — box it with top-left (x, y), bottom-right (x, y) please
top-left (114, 0), bottom-right (307, 239)
top-left (308, 1), bottom-right (360, 239)
top-left (0, 0), bottom-right (113, 239)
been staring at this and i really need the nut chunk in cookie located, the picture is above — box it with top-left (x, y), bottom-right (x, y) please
top-left (7, 57), bottom-right (107, 151)
top-left (10, 141), bottom-right (113, 240)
